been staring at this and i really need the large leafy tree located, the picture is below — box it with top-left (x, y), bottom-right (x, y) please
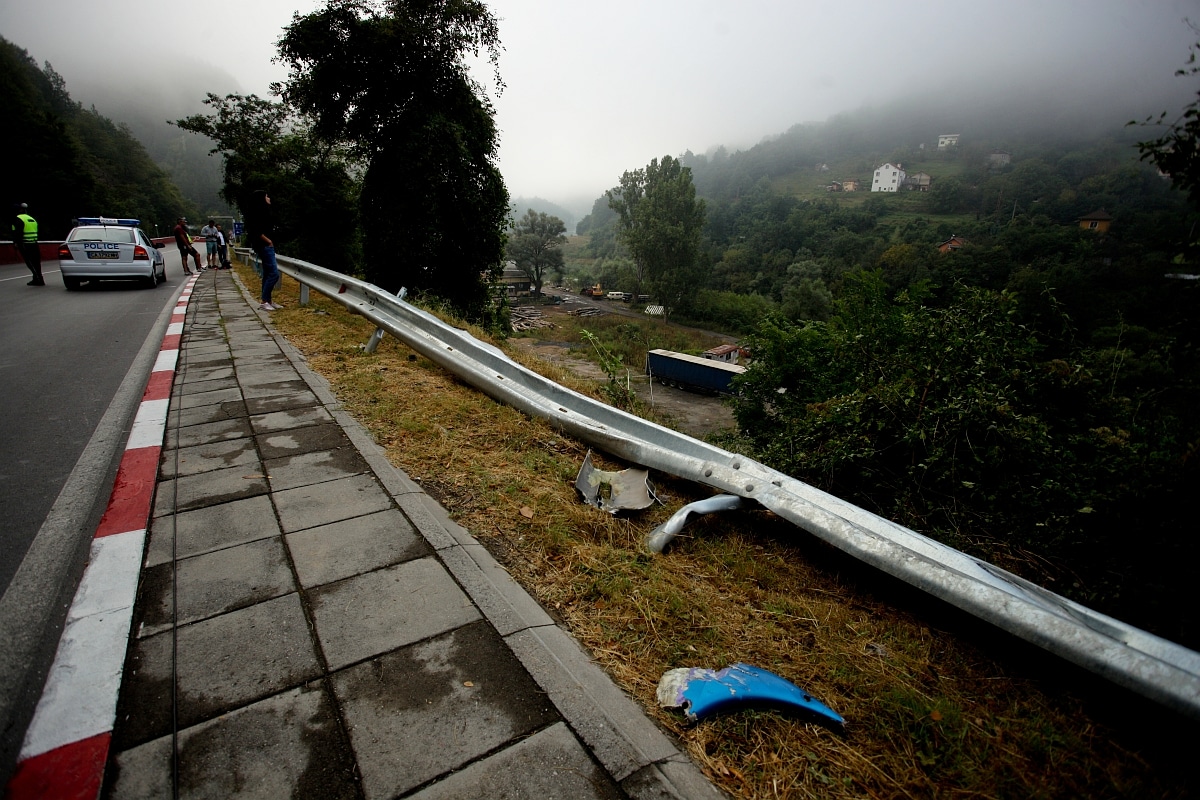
top-left (506, 209), bottom-right (565, 296)
top-left (175, 93), bottom-right (360, 273)
top-left (606, 155), bottom-right (706, 321)
top-left (277, 0), bottom-right (509, 319)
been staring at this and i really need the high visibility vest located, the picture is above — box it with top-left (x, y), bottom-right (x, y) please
top-left (16, 214), bottom-right (37, 242)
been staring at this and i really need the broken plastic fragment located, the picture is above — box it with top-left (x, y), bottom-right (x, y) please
top-left (574, 450), bottom-right (656, 514)
top-left (646, 494), bottom-right (745, 553)
top-left (656, 663), bottom-right (844, 727)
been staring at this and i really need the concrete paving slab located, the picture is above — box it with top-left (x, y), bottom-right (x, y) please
top-left (179, 350), bottom-right (235, 367)
top-left (145, 494), bottom-right (279, 567)
top-left (438, 543), bottom-right (554, 637)
top-left (223, 335), bottom-right (275, 346)
top-left (222, 324), bottom-right (269, 335)
top-left (164, 416), bottom-right (252, 450)
top-left (249, 405), bottom-right (333, 434)
top-left (173, 386), bottom-right (243, 411)
top-left (310, 556), bottom-right (481, 670)
top-left (166, 399), bottom-right (248, 428)
top-left (505, 624), bottom-right (682, 783)
top-left (395, 490), bottom-right (478, 551)
top-left (244, 390), bottom-right (320, 415)
top-left (177, 365), bottom-right (233, 385)
top-left (286, 508), bottom-right (429, 589)
top-left (232, 353), bottom-right (291, 367)
top-left (407, 722), bottom-right (622, 800)
top-left (255, 422), bottom-right (352, 461)
top-left (107, 683), bottom-right (358, 800)
top-left (228, 342), bottom-right (282, 355)
top-left (330, 621), bottom-right (557, 799)
top-left (239, 379), bottom-right (311, 399)
top-left (622, 756), bottom-right (728, 800)
top-left (135, 537), bottom-right (295, 636)
top-left (272, 472), bottom-right (393, 532)
top-left (264, 447), bottom-right (370, 492)
top-left (236, 367), bottom-right (302, 387)
top-left (178, 342), bottom-right (229, 356)
top-left (170, 375), bottom-right (238, 398)
top-left (113, 593), bottom-right (321, 748)
top-left (152, 464), bottom-right (269, 517)
top-left (158, 437), bottom-right (259, 480)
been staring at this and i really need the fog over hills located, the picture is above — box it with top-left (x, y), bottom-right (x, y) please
top-left (2, 0), bottom-right (1196, 218)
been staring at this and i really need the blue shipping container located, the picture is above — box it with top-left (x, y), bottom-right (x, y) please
top-left (645, 349), bottom-right (746, 394)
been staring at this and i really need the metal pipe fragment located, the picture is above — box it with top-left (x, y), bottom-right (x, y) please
top-left (646, 495), bottom-right (745, 553)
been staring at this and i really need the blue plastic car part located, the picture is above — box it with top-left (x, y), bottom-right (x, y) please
top-left (646, 494), bottom-right (744, 553)
top-left (656, 662), bottom-right (844, 727)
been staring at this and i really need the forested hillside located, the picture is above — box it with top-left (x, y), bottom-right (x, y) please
top-left (2, 36), bottom-right (196, 238)
top-left (570, 93), bottom-right (1199, 646)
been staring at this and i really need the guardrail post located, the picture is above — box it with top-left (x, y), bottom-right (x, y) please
top-left (299, 283), bottom-right (310, 306)
top-left (362, 286), bottom-right (407, 353)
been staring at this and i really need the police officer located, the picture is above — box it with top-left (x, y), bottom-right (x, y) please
top-left (11, 203), bottom-right (44, 286)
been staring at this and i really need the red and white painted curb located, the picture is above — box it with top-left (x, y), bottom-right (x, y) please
top-left (7, 276), bottom-right (197, 800)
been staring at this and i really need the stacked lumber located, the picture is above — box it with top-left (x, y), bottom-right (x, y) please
top-left (511, 307), bottom-right (557, 331)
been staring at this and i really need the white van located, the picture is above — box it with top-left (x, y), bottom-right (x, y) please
top-left (606, 291), bottom-right (626, 301)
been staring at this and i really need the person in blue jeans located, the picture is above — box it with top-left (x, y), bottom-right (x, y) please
top-left (245, 189), bottom-right (282, 310)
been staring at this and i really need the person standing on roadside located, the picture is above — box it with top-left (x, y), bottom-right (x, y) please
top-left (173, 216), bottom-right (202, 275)
top-left (215, 223), bottom-right (229, 269)
top-left (11, 203), bottom-right (44, 286)
top-left (244, 190), bottom-right (281, 310)
top-left (200, 219), bottom-right (218, 268)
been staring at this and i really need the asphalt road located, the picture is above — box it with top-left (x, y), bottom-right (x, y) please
top-left (0, 255), bottom-right (187, 777)
top-left (0, 258), bottom-right (183, 592)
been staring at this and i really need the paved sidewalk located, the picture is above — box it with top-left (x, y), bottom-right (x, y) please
top-left (102, 269), bottom-right (722, 798)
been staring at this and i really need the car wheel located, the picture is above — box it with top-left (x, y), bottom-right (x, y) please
top-left (144, 271), bottom-right (158, 288)
top-left (63, 276), bottom-right (81, 291)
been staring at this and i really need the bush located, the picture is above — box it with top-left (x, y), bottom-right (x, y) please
top-left (730, 271), bottom-right (1195, 637)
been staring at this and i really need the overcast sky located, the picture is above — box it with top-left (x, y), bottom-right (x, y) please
top-left (3, 0), bottom-right (1198, 210)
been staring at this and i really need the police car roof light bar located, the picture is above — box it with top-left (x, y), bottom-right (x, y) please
top-left (76, 217), bottom-right (141, 227)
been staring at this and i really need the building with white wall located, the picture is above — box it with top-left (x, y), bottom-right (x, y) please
top-left (871, 163), bottom-right (906, 192)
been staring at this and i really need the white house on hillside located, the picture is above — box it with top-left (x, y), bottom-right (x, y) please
top-left (938, 134), bottom-right (960, 150)
top-left (871, 163), bottom-right (906, 192)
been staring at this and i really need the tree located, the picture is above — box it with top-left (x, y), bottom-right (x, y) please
top-left (506, 209), bottom-right (565, 296)
top-left (277, 0), bottom-right (509, 320)
top-left (1, 36), bottom-right (193, 237)
top-left (176, 94), bottom-right (291, 208)
top-left (606, 155), bottom-right (706, 322)
top-left (175, 93), bottom-right (360, 273)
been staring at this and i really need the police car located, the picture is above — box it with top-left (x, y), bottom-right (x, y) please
top-left (57, 217), bottom-right (167, 290)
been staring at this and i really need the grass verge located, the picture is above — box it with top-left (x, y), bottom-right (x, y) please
top-left (239, 260), bottom-right (1197, 799)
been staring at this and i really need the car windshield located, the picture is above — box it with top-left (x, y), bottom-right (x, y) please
top-left (69, 227), bottom-right (135, 243)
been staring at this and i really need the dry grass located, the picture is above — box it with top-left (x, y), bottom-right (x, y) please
top-left (239, 262), bottom-right (1197, 800)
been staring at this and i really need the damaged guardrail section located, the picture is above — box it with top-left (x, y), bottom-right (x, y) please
top-left (267, 252), bottom-right (1200, 720)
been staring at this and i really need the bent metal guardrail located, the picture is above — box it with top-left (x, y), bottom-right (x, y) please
top-left (259, 251), bottom-right (1200, 719)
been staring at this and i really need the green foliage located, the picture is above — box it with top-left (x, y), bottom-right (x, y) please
top-left (1133, 27), bottom-right (1200, 209)
top-left (506, 209), bottom-right (566, 295)
top-left (175, 93), bottom-right (361, 273)
top-left (580, 330), bottom-right (639, 410)
top-left (730, 273), bottom-right (1196, 633)
top-left (1, 36), bottom-right (194, 237)
top-left (680, 289), bottom-right (777, 334)
top-left (607, 155), bottom-right (706, 320)
top-left (277, 0), bottom-right (508, 319)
